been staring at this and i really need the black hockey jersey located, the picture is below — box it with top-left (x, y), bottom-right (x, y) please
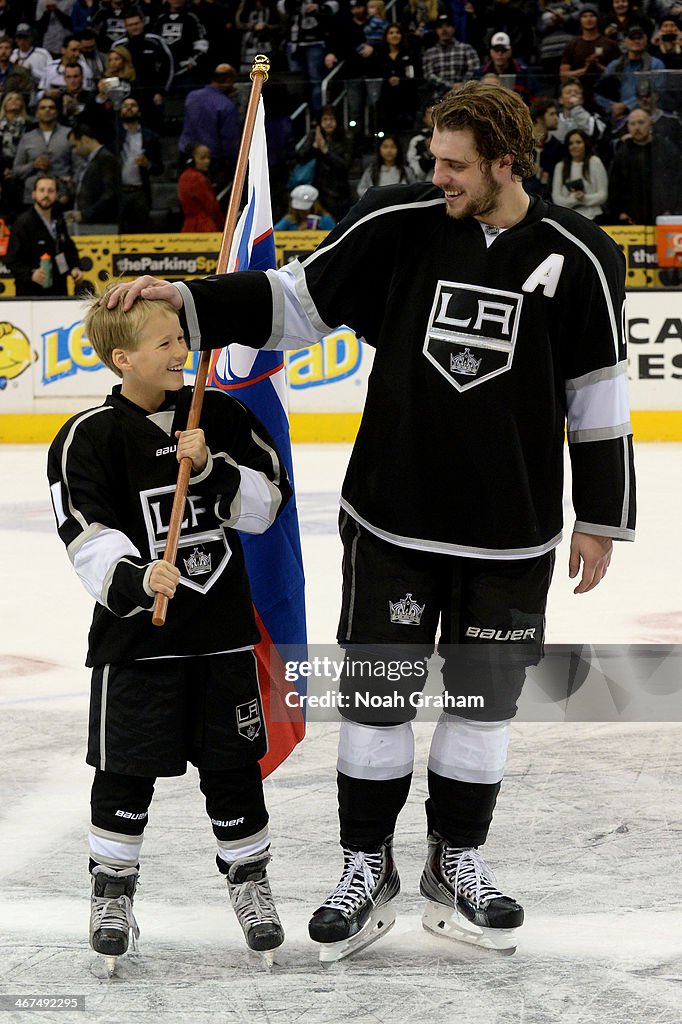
top-left (48, 385), bottom-right (291, 665)
top-left (177, 185), bottom-right (635, 559)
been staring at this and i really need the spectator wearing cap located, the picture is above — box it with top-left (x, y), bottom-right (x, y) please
top-left (274, 184), bottom-right (336, 230)
top-left (422, 15), bottom-right (480, 103)
top-left (595, 23), bottom-right (665, 130)
top-left (559, 4), bottom-right (620, 102)
top-left (477, 31), bottom-right (539, 105)
top-left (484, 0), bottom-right (537, 63)
top-left (11, 25), bottom-right (53, 90)
top-left (177, 63), bottom-right (240, 185)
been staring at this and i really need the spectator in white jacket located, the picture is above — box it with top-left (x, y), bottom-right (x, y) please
top-left (551, 129), bottom-right (608, 220)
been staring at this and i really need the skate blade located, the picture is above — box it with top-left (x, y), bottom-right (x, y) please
top-left (258, 949), bottom-right (275, 970)
top-left (318, 904), bottom-right (397, 964)
top-left (422, 902), bottom-right (519, 954)
top-left (104, 955), bottom-right (119, 977)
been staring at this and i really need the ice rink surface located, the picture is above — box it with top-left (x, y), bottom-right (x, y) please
top-left (1, 441), bottom-right (681, 1024)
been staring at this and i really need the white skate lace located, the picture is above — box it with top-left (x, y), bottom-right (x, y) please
top-left (91, 894), bottom-right (140, 948)
top-left (322, 848), bottom-right (383, 914)
top-left (443, 847), bottom-right (508, 910)
top-left (231, 877), bottom-right (280, 929)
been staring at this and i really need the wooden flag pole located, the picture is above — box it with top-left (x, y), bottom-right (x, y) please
top-left (152, 54), bottom-right (270, 626)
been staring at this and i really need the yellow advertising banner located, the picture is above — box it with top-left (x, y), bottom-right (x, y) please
top-left (0, 226), bottom-right (675, 297)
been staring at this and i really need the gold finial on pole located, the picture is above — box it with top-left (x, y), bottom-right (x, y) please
top-left (251, 55), bottom-right (270, 82)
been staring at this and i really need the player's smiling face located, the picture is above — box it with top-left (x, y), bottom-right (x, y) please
top-left (115, 309), bottom-right (188, 411)
top-left (431, 126), bottom-right (505, 222)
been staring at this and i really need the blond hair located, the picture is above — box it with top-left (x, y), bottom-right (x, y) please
top-left (84, 280), bottom-right (179, 377)
top-left (432, 80), bottom-right (535, 180)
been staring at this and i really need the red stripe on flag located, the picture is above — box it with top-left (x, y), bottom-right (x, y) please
top-left (254, 605), bottom-right (305, 778)
top-left (218, 365), bottom-right (282, 390)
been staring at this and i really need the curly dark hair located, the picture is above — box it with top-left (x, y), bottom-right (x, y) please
top-left (432, 80), bottom-right (535, 180)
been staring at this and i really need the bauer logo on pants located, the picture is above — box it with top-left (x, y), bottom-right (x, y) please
top-left (423, 281), bottom-right (523, 392)
top-left (236, 699), bottom-right (262, 741)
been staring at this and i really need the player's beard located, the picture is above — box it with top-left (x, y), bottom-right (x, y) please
top-left (445, 161), bottom-right (503, 221)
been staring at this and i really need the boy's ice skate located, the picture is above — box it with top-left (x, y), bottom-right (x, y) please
top-left (420, 834), bottom-right (523, 953)
top-left (308, 837), bottom-right (400, 963)
top-left (89, 865), bottom-right (140, 976)
top-left (226, 850), bottom-right (284, 968)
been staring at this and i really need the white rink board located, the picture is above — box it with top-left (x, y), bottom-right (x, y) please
top-left (0, 290), bottom-right (680, 413)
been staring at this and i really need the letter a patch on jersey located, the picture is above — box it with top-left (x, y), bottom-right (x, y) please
top-left (423, 281), bottom-right (523, 392)
top-left (522, 254), bottom-right (565, 297)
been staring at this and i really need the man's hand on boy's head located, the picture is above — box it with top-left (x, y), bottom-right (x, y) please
top-left (104, 276), bottom-right (183, 312)
top-left (175, 428), bottom-right (208, 473)
top-left (149, 559), bottom-right (181, 599)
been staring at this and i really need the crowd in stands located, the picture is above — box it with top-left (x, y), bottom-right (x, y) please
top-left (0, 0), bottom-right (681, 242)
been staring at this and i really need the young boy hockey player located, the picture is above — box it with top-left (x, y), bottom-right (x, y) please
top-left (47, 283), bottom-right (292, 972)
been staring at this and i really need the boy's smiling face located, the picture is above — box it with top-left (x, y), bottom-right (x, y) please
top-left (114, 308), bottom-right (188, 412)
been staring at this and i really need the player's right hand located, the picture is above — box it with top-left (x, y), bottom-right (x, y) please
top-left (105, 276), bottom-right (183, 312)
top-left (149, 559), bottom-right (181, 599)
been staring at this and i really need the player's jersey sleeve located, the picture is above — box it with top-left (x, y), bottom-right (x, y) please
top-left (47, 408), bottom-right (157, 617)
top-left (175, 185), bottom-right (438, 353)
top-left (190, 391), bottom-right (292, 534)
top-left (552, 218), bottom-right (636, 541)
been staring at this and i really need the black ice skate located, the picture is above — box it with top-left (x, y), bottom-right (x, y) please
top-left (420, 834), bottom-right (524, 953)
top-left (89, 865), bottom-right (140, 976)
top-left (308, 838), bottom-right (400, 963)
top-left (226, 850), bottom-right (284, 968)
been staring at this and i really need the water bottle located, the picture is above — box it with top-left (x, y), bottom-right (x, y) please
top-left (40, 253), bottom-right (52, 289)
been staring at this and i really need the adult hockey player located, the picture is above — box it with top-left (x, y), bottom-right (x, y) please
top-left (48, 285), bottom-right (292, 972)
top-left (109, 80), bottom-right (636, 961)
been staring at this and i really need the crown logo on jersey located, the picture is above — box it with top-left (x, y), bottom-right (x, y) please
top-left (183, 546), bottom-right (212, 576)
top-left (450, 347), bottom-right (482, 376)
top-left (389, 593), bottom-right (426, 626)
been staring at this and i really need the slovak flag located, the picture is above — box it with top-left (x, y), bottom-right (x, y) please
top-left (208, 98), bottom-right (306, 777)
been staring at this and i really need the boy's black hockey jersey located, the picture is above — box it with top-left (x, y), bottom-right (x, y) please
top-left (48, 385), bottom-right (291, 666)
top-left (178, 185), bottom-right (635, 559)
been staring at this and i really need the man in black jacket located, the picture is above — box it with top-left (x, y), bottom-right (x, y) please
top-left (66, 122), bottom-right (120, 231)
top-left (6, 174), bottom-right (83, 295)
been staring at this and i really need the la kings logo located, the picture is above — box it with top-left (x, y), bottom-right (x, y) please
top-left (236, 699), bottom-right (262, 741)
top-left (139, 483), bottom-right (231, 594)
top-left (423, 281), bottom-right (523, 392)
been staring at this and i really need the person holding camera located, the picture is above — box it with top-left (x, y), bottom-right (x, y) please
top-left (551, 128), bottom-right (607, 220)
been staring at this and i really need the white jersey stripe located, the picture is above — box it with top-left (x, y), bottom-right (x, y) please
top-left (543, 217), bottom-right (620, 361)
